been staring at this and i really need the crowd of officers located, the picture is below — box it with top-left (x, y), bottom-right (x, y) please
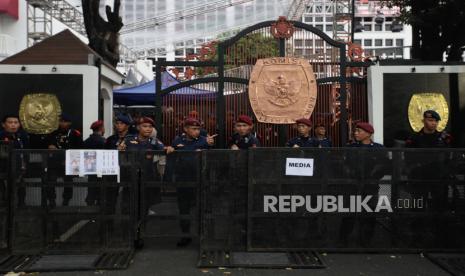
top-left (0, 109), bottom-right (452, 246)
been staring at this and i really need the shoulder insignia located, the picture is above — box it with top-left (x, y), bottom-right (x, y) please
top-left (130, 141), bottom-right (138, 144)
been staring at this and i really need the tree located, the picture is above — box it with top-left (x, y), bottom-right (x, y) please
top-left (382, 0), bottom-right (465, 61)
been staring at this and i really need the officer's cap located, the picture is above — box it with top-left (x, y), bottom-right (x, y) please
top-left (115, 114), bottom-right (132, 125)
top-left (90, 120), bottom-right (104, 130)
top-left (423, 110), bottom-right (441, 121)
top-left (355, 122), bottom-right (374, 134)
top-left (60, 113), bottom-right (73, 122)
top-left (295, 118), bottom-right (312, 127)
top-left (184, 117), bottom-right (201, 127)
top-left (138, 117), bottom-right (155, 126)
top-left (236, 115), bottom-right (253, 126)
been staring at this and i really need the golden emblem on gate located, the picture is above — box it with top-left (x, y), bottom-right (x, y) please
top-left (408, 93), bottom-right (449, 132)
top-left (249, 57), bottom-right (317, 124)
top-left (19, 93), bottom-right (62, 134)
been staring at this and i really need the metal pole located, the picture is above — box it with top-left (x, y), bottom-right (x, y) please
top-left (278, 38), bottom-right (288, 147)
top-left (217, 44), bottom-right (226, 148)
top-left (155, 64), bottom-right (163, 140)
top-left (351, 0), bottom-right (355, 42)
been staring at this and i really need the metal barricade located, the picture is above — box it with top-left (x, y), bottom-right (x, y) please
top-left (7, 149), bottom-right (136, 271)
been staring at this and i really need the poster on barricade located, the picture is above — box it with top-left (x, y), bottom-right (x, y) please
top-left (66, 150), bottom-right (119, 176)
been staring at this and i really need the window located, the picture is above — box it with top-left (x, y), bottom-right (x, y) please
top-left (385, 24), bottom-right (392, 31)
top-left (294, 49), bottom-right (303, 56)
top-left (315, 25), bottom-right (324, 31)
top-left (364, 40), bottom-right (372, 47)
top-left (175, 49), bottom-right (184, 56)
top-left (375, 39), bottom-right (383, 46)
top-left (364, 17), bottom-right (373, 22)
top-left (326, 24), bottom-right (333, 32)
top-left (315, 16), bottom-right (324, 22)
top-left (375, 24), bottom-right (382, 31)
top-left (354, 39), bottom-right (362, 45)
top-left (295, 39), bottom-right (303, 47)
top-left (305, 39), bottom-right (313, 47)
top-left (385, 39), bottom-right (393, 46)
top-left (364, 24), bottom-right (372, 31)
top-left (337, 25), bottom-right (344, 31)
top-left (304, 16), bottom-right (313, 22)
top-left (186, 48), bottom-right (195, 55)
top-left (396, 39), bottom-right (404, 46)
top-left (395, 48), bottom-right (403, 56)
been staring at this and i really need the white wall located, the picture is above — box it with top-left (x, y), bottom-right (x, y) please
top-left (0, 64), bottom-right (99, 138)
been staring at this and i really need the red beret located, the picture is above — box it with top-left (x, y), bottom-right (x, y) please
top-left (184, 117), bottom-right (201, 127)
top-left (295, 118), bottom-right (312, 127)
top-left (236, 115), bottom-right (253, 126)
top-left (90, 120), bottom-right (104, 130)
top-left (356, 122), bottom-right (374, 134)
top-left (138, 117), bottom-right (155, 126)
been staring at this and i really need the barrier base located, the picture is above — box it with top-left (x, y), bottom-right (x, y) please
top-left (198, 250), bottom-right (326, 268)
top-left (0, 250), bottom-right (133, 272)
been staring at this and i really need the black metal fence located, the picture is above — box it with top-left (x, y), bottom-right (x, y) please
top-left (1, 147), bottom-right (465, 258)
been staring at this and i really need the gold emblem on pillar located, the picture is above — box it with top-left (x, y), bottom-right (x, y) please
top-left (19, 93), bottom-right (62, 134)
top-left (408, 93), bottom-right (449, 132)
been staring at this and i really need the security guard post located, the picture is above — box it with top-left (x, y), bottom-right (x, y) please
top-left (228, 115), bottom-right (260, 150)
top-left (165, 117), bottom-right (216, 247)
top-left (286, 118), bottom-right (316, 148)
top-left (83, 120), bottom-right (105, 206)
top-left (47, 113), bottom-right (83, 206)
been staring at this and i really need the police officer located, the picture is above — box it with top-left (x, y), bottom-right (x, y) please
top-left (0, 114), bottom-right (29, 206)
top-left (47, 114), bottom-right (83, 206)
top-left (83, 120), bottom-right (105, 206)
top-left (340, 122), bottom-right (385, 247)
top-left (349, 122), bottom-right (383, 148)
top-left (406, 110), bottom-right (451, 246)
top-left (166, 117), bottom-right (216, 247)
top-left (286, 118), bottom-right (316, 148)
top-left (105, 115), bottom-right (133, 149)
top-left (406, 110), bottom-right (451, 148)
top-left (121, 117), bottom-right (165, 224)
top-left (313, 122), bottom-right (332, 148)
top-left (228, 115), bottom-right (260, 150)
top-left (104, 114), bottom-right (133, 214)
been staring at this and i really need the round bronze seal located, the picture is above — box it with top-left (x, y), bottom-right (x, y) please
top-left (248, 57), bottom-right (318, 124)
top-left (19, 93), bottom-right (62, 134)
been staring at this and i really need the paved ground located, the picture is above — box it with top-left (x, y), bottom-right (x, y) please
top-left (37, 238), bottom-right (450, 276)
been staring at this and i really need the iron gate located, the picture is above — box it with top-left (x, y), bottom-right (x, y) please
top-left (154, 18), bottom-right (370, 148)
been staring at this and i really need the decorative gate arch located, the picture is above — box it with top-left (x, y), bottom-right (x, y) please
top-left (154, 17), bottom-right (368, 147)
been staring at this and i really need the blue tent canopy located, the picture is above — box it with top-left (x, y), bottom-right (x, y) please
top-left (113, 72), bottom-right (215, 106)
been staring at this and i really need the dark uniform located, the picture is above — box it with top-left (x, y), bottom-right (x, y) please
top-left (228, 133), bottom-right (260, 149)
top-left (286, 136), bottom-right (316, 147)
top-left (47, 127), bottom-right (82, 206)
top-left (339, 122), bottom-right (386, 247)
top-left (405, 110), bottom-right (451, 246)
top-left (104, 115), bottom-right (133, 214)
top-left (0, 129), bottom-right (29, 205)
top-left (83, 121), bottom-right (106, 206)
top-left (314, 137), bottom-right (332, 148)
top-left (125, 122), bottom-right (165, 217)
top-left (169, 118), bottom-right (211, 246)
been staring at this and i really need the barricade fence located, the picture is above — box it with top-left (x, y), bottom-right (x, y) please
top-left (1, 147), bottom-right (464, 258)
